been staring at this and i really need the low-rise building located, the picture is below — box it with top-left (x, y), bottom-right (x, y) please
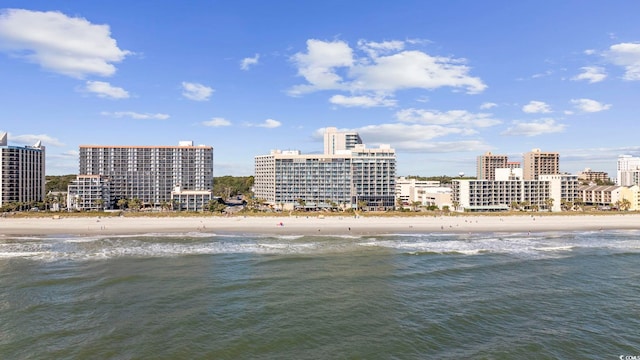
top-left (395, 177), bottom-right (451, 210)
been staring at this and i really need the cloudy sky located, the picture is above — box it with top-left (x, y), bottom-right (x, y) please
top-left (1, 1), bottom-right (639, 178)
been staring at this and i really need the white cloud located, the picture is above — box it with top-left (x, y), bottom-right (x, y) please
top-left (240, 54), bottom-right (259, 70)
top-left (85, 81), bottom-right (129, 99)
top-left (246, 119), bottom-right (281, 128)
top-left (314, 124), bottom-right (488, 153)
top-left (202, 117), bottom-right (231, 127)
top-left (605, 42), bottom-right (640, 80)
top-left (181, 82), bottom-right (214, 101)
top-left (522, 100), bottom-right (552, 114)
top-left (101, 111), bottom-right (169, 120)
top-left (9, 133), bottom-right (64, 147)
top-left (0, 8), bottom-right (130, 78)
top-left (571, 66), bottom-right (607, 83)
top-left (357, 40), bottom-right (405, 58)
top-left (395, 109), bottom-right (501, 127)
top-left (480, 102), bottom-right (497, 109)
top-left (290, 39), bottom-right (354, 95)
top-left (349, 50), bottom-right (486, 94)
top-left (501, 118), bottom-right (566, 136)
top-left (289, 39), bottom-right (486, 97)
top-left (570, 98), bottom-right (612, 112)
top-left (329, 94), bottom-right (396, 108)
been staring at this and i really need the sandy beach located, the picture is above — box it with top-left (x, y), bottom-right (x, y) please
top-left (1, 213), bottom-right (640, 236)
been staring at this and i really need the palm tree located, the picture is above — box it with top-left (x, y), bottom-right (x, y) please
top-left (296, 198), bottom-right (306, 211)
top-left (94, 198), bottom-right (105, 210)
top-left (619, 198), bottom-right (632, 211)
top-left (117, 198), bottom-right (128, 210)
top-left (544, 198), bottom-right (554, 212)
top-left (452, 200), bottom-right (460, 212)
top-left (510, 201), bottom-right (520, 211)
top-left (128, 198), bottom-right (142, 211)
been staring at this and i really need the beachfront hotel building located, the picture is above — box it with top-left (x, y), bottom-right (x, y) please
top-left (452, 175), bottom-right (578, 212)
top-left (395, 177), bottom-right (452, 210)
top-left (577, 168), bottom-right (610, 183)
top-left (476, 152), bottom-right (508, 180)
top-left (254, 128), bottom-right (396, 211)
top-left (616, 155), bottom-right (640, 186)
top-left (454, 151), bottom-right (578, 212)
top-left (0, 133), bottom-right (46, 208)
top-left (68, 141), bottom-right (213, 211)
top-left (523, 148), bottom-right (559, 180)
top-left (578, 184), bottom-right (639, 211)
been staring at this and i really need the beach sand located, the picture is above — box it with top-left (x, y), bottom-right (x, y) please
top-left (1, 213), bottom-right (639, 236)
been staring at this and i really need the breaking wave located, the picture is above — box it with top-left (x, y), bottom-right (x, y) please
top-left (0, 230), bottom-right (638, 261)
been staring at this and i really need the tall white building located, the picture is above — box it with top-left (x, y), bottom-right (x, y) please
top-left (323, 127), bottom-right (362, 155)
top-left (254, 129), bottom-right (396, 211)
top-left (0, 133), bottom-right (46, 208)
top-left (616, 155), bottom-right (640, 186)
top-left (69, 141), bottom-right (213, 210)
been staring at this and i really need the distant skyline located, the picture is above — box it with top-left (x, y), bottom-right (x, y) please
top-left (1, 1), bottom-right (639, 178)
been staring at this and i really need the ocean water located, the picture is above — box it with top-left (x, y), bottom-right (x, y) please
top-left (1, 230), bottom-right (639, 359)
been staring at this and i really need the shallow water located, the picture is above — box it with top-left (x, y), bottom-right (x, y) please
top-left (1, 230), bottom-right (639, 359)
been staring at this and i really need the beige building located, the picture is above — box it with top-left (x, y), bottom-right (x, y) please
top-left (523, 148), bottom-right (559, 180)
top-left (577, 168), bottom-right (610, 183)
top-left (0, 133), bottom-right (46, 208)
top-left (476, 152), bottom-right (508, 180)
top-left (578, 184), bottom-right (639, 210)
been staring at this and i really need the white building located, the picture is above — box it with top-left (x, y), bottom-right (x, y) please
top-left (616, 155), bottom-right (640, 186)
top-left (69, 141), bottom-right (214, 211)
top-left (0, 133), bottom-right (46, 208)
top-left (452, 175), bottom-right (579, 212)
top-left (395, 177), bottom-right (451, 210)
top-left (254, 129), bottom-right (396, 211)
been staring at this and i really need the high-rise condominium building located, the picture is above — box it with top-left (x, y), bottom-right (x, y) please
top-left (0, 132), bottom-right (46, 208)
top-left (70, 141), bottom-right (213, 210)
top-left (523, 148), bottom-right (559, 180)
top-left (616, 155), bottom-right (640, 186)
top-left (254, 129), bottom-right (396, 211)
top-left (476, 152), bottom-right (508, 180)
top-left (323, 127), bottom-right (363, 155)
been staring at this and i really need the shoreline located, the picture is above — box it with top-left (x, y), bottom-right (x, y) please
top-left (2, 213), bottom-right (640, 237)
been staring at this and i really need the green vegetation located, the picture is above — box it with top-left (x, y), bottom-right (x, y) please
top-left (213, 175), bottom-right (254, 198)
top-left (45, 174), bottom-right (76, 193)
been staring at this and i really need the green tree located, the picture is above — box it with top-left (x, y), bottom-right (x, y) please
top-left (117, 198), bottom-right (128, 210)
top-left (128, 198), bottom-right (142, 211)
top-left (619, 198), bottom-right (632, 211)
top-left (45, 174), bottom-right (77, 193)
top-left (94, 198), bottom-right (105, 210)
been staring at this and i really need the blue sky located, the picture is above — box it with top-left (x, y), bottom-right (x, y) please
top-left (1, 1), bottom-right (639, 178)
